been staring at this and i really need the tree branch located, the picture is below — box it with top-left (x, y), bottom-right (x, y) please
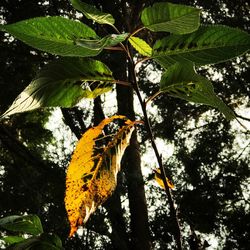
top-left (234, 112), bottom-right (250, 122)
top-left (0, 123), bottom-right (51, 171)
top-left (127, 47), bottom-right (183, 249)
top-left (61, 108), bottom-right (87, 140)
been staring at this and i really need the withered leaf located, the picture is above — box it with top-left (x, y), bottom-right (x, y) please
top-left (65, 115), bottom-right (137, 236)
top-left (154, 168), bottom-right (174, 190)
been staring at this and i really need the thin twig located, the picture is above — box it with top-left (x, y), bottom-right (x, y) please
top-left (135, 57), bottom-right (151, 68)
top-left (145, 91), bottom-right (162, 106)
top-left (110, 80), bottom-right (132, 87)
top-left (129, 27), bottom-right (146, 37)
top-left (235, 114), bottom-right (250, 122)
top-left (111, 24), bottom-right (121, 34)
top-left (235, 141), bottom-right (250, 161)
top-left (127, 46), bottom-right (183, 250)
top-left (106, 23), bottom-right (133, 58)
top-left (104, 46), bottom-right (124, 51)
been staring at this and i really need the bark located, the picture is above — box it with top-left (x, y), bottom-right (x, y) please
top-left (61, 107), bottom-right (87, 139)
top-left (93, 96), bottom-right (130, 250)
top-left (114, 53), bottom-right (151, 250)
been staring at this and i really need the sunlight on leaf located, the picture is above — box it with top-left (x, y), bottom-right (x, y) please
top-left (1, 16), bottom-right (101, 57)
top-left (160, 62), bottom-right (236, 120)
top-left (153, 25), bottom-right (250, 67)
top-left (141, 2), bottom-right (200, 34)
top-left (65, 115), bottom-right (138, 237)
top-left (154, 168), bottom-right (174, 189)
top-left (129, 36), bottom-right (152, 56)
top-left (70, 0), bottom-right (115, 26)
top-left (0, 58), bottom-right (114, 119)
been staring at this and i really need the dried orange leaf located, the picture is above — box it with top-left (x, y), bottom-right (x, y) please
top-left (154, 168), bottom-right (174, 189)
top-left (65, 115), bottom-right (136, 237)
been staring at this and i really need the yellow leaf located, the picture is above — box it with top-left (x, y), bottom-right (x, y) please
top-left (65, 115), bottom-right (137, 237)
top-left (154, 168), bottom-right (174, 190)
top-left (128, 36), bottom-right (152, 57)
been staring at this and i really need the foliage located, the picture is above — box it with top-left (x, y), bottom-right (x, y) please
top-left (1, 2), bottom-right (249, 120)
top-left (0, 214), bottom-right (62, 249)
top-left (0, 58), bottom-right (114, 118)
top-left (0, 0), bottom-right (249, 249)
top-left (141, 2), bottom-right (200, 34)
top-left (65, 115), bottom-right (138, 236)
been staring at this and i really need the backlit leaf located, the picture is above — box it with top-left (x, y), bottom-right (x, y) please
top-left (141, 2), bottom-right (200, 34)
top-left (1, 16), bottom-right (104, 57)
top-left (65, 115), bottom-right (138, 236)
top-left (153, 25), bottom-right (250, 67)
top-left (160, 62), bottom-right (236, 120)
top-left (154, 168), bottom-right (174, 189)
top-left (128, 36), bottom-right (152, 56)
top-left (0, 58), bottom-right (114, 118)
top-left (70, 0), bottom-right (115, 26)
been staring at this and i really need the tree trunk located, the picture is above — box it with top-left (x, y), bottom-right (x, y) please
top-left (93, 97), bottom-right (130, 250)
top-left (114, 53), bottom-right (152, 250)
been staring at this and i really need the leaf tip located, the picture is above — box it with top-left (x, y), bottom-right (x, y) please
top-left (69, 227), bottom-right (77, 238)
top-left (154, 168), bottom-right (174, 189)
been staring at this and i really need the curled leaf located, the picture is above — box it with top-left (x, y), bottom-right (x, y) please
top-left (65, 115), bottom-right (138, 236)
top-left (70, 0), bottom-right (115, 26)
top-left (154, 168), bottom-right (174, 189)
top-left (160, 62), bottom-right (236, 120)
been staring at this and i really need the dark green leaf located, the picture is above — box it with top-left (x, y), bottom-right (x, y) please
top-left (6, 234), bottom-right (62, 250)
top-left (153, 25), bottom-right (250, 67)
top-left (0, 215), bottom-right (43, 236)
top-left (0, 58), bottom-right (114, 118)
top-left (42, 234), bottom-right (62, 248)
top-left (141, 2), bottom-right (200, 34)
top-left (70, 0), bottom-right (115, 26)
top-left (160, 62), bottom-right (236, 120)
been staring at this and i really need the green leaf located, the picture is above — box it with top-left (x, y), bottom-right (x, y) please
top-left (70, 0), bottom-right (115, 26)
top-left (0, 58), bottom-right (114, 118)
top-left (141, 2), bottom-right (200, 34)
top-left (0, 215), bottom-right (43, 236)
top-left (1, 236), bottom-right (25, 245)
top-left (42, 234), bottom-right (62, 249)
top-left (74, 33), bottom-right (128, 50)
top-left (6, 234), bottom-right (62, 250)
top-left (0, 16), bottom-right (113, 57)
top-left (160, 62), bottom-right (236, 120)
top-left (128, 36), bottom-right (152, 56)
top-left (153, 25), bottom-right (250, 67)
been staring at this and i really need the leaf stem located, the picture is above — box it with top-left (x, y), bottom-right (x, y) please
top-left (104, 46), bottom-right (124, 51)
top-left (135, 57), bottom-right (151, 68)
top-left (111, 80), bottom-right (132, 87)
top-left (130, 27), bottom-right (146, 38)
top-left (127, 46), bottom-right (183, 250)
top-left (145, 91), bottom-right (162, 106)
top-left (111, 24), bottom-right (121, 34)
